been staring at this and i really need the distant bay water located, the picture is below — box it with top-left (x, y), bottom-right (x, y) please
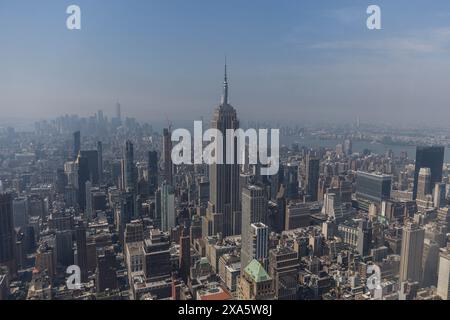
top-left (282, 136), bottom-right (450, 163)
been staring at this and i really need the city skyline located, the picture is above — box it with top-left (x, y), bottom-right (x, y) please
top-left (2, 0), bottom-right (450, 304)
top-left (4, 1), bottom-right (450, 125)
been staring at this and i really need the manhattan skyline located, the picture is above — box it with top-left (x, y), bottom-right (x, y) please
top-left (3, 0), bottom-right (450, 126)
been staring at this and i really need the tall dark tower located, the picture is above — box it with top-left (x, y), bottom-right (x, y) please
top-left (413, 146), bottom-right (444, 200)
top-left (123, 140), bottom-right (135, 192)
top-left (162, 129), bottom-right (173, 184)
top-left (179, 225), bottom-right (191, 283)
top-left (76, 153), bottom-right (90, 210)
top-left (97, 141), bottom-right (103, 184)
top-left (80, 150), bottom-right (99, 185)
top-left (73, 131), bottom-right (81, 160)
top-left (148, 151), bottom-right (158, 195)
top-left (75, 223), bottom-right (88, 283)
top-left (305, 154), bottom-right (320, 201)
top-left (0, 193), bottom-right (16, 275)
top-left (208, 62), bottom-right (241, 236)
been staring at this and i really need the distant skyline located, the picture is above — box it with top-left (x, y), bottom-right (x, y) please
top-left (3, 1), bottom-right (450, 126)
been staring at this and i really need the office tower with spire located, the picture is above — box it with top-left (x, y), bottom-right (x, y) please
top-left (241, 185), bottom-right (268, 270)
top-left (162, 128), bottom-right (173, 184)
top-left (413, 146), bottom-right (444, 200)
top-left (0, 193), bottom-right (16, 275)
top-left (399, 222), bottom-right (425, 283)
top-left (73, 131), bottom-right (81, 160)
top-left (208, 62), bottom-right (241, 237)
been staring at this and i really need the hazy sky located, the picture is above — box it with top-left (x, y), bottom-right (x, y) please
top-left (2, 0), bottom-right (450, 126)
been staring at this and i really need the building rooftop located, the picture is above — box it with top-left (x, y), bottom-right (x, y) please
top-left (244, 259), bottom-right (271, 283)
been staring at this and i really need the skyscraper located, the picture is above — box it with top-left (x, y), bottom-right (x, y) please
top-left (80, 150), bottom-right (100, 185)
top-left (73, 131), bottom-right (81, 160)
top-left (355, 171), bottom-right (392, 211)
top-left (305, 154), bottom-right (320, 201)
top-left (75, 224), bottom-right (88, 283)
top-left (413, 146), bottom-right (444, 200)
top-left (399, 222), bottom-right (425, 283)
top-left (241, 185), bottom-right (268, 270)
top-left (147, 151), bottom-right (158, 195)
top-left (437, 248), bottom-right (450, 300)
top-left (416, 168), bottom-right (431, 201)
top-left (433, 182), bottom-right (446, 209)
top-left (96, 246), bottom-right (118, 293)
top-left (97, 141), bottom-right (103, 184)
top-left (0, 193), bottom-right (16, 275)
top-left (179, 226), bottom-right (191, 283)
top-left (123, 140), bottom-right (135, 192)
top-left (76, 153), bottom-right (90, 210)
top-left (160, 181), bottom-right (175, 232)
top-left (356, 218), bottom-right (372, 257)
top-left (162, 128), bottom-right (173, 184)
top-left (208, 63), bottom-right (240, 236)
top-left (268, 246), bottom-right (299, 300)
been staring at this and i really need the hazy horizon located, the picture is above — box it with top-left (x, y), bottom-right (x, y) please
top-left (3, 1), bottom-right (450, 126)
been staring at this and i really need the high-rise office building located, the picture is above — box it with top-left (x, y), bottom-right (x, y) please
top-left (73, 131), bottom-right (81, 160)
top-left (179, 227), bottom-right (191, 283)
top-left (284, 163), bottom-right (299, 200)
top-left (399, 222), bottom-right (425, 283)
top-left (97, 141), bottom-right (103, 184)
top-left (417, 168), bottom-right (432, 201)
top-left (250, 223), bottom-right (269, 268)
top-left (421, 239), bottom-right (440, 287)
top-left (55, 230), bottom-right (73, 267)
top-left (123, 140), bottom-right (135, 192)
top-left (433, 182), bottom-right (446, 209)
top-left (162, 128), bottom-right (173, 184)
top-left (85, 180), bottom-right (93, 220)
top-left (80, 150), bottom-right (99, 185)
top-left (0, 194), bottom-right (16, 275)
top-left (355, 171), bottom-right (392, 211)
top-left (143, 230), bottom-right (171, 281)
top-left (356, 218), bottom-right (372, 257)
top-left (241, 185), bottom-right (268, 270)
top-left (305, 154), bottom-right (320, 201)
top-left (12, 197), bottom-right (28, 229)
top-left (437, 248), bottom-right (450, 300)
top-left (208, 64), bottom-right (240, 237)
top-left (96, 246), bottom-right (118, 293)
top-left (76, 153), bottom-right (90, 210)
top-left (268, 246), bottom-right (299, 300)
top-left (160, 182), bottom-right (175, 232)
top-left (75, 224), bottom-right (88, 283)
top-left (147, 151), bottom-right (158, 195)
top-left (413, 146), bottom-right (444, 200)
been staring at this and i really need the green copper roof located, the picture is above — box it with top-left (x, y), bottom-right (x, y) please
top-left (244, 259), bottom-right (270, 283)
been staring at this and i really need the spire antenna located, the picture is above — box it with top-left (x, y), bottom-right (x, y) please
top-left (221, 56), bottom-right (229, 105)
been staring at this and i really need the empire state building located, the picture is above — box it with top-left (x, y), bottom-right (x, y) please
top-left (208, 63), bottom-right (241, 236)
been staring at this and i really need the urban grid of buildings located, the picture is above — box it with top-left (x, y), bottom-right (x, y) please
top-left (0, 67), bottom-right (450, 300)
